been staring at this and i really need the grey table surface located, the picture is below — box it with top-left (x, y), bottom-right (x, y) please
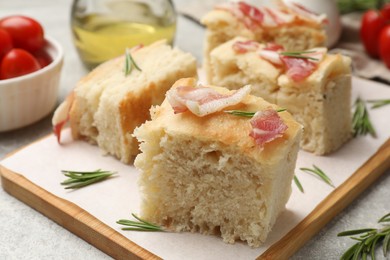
top-left (0, 1), bottom-right (389, 259)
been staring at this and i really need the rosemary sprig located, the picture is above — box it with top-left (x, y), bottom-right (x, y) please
top-left (117, 213), bottom-right (165, 232)
top-left (300, 164), bottom-right (335, 188)
top-left (352, 97), bottom-right (376, 138)
top-left (338, 212), bottom-right (390, 260)
top-left (293, 175), bottom-right (304, 193)
top-left (367, 99), bottom-right (390, 109)
top-left (280, 50), bottom-right (319, 61)
top-left (124, 48), bottom-right (142, 76)
top-left (61, 169), bottom-right (116, 189)
top-left (224, 108), bottom-right (286, 117)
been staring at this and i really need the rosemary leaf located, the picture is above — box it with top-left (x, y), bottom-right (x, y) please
top-left (353, 242), bottom-right (365, 260)
top-left (63, 175), bottom-right (110, 189)
top-left (384, 233), bottom-right (390, 256)
top-left (224, 110), bottom-right (255, 118)
top-left (63, 172), bottom-right (112, 180)
top-left (124, 48), bottom-right (142, 76)
top-left (293, 175), bottom-right (304, 193)
top-left (124, 49), bottom-right (132, 76)
top-left (368, 99), bottom-right (390, 109)
top-left (280, 50), bottom-right (319, 61)
top-left (338, 229), bottom-right (376, 237)
top-left (371, 236), bottom-right (380, 259)
top-left (281, 50), bottom-right (317, 54)
top-left (379, 213), bottom-right (390, 223)
top-left (120, 227), bottom-right (161, 232)
top-left (352, 97), bottom-right (376, 138)
top-left (338, 213), bottom-right (390, 260)
top-left (131, 213), bottom-right (159, 227)
top-left (117, 213), bottom-right (165, 232)
top-left (300, 165), bottom-right (335, 188)
top-left (224, 108), bottom-right (286, 118)
top-left (117, 220), bottom-right (161, 231)
top-left (129, 52), bottom-right (142, 71)
top-left (61, 169), bottom-right (116, 189)
top-left (341, 242), bottom-right (359, 260)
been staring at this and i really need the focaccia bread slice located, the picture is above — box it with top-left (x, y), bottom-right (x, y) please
top-left (202, 0), bottom-right (327, 82)
top-left (53, 40), bottom-right (197, 163)
top-left (134, 78), bottom-right (302, 247)
top-left (209, 37), bottom-right (352, 155)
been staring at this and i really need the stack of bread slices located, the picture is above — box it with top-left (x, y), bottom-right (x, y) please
top-left (52, 0), bottom-right (352, 248)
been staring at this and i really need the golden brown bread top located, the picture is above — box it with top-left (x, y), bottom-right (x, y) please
top-left (142, 78), bottom-right (302, 164)
top-left (212, 37), bottom-right (351, 91)
top-left (202, 7), bottom-right (324, 30)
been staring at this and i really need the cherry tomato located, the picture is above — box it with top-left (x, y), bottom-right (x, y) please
top-left (381, 3), bottom-right (390, 21)
top-left (0, 28), bottom-right (13, 60)
top-left (379, 25), bottom-right (390, 69)
top-left (0, 15), bottom-right (44, 52)
top-left (0, 48), bottom-right (41, 79)
top-left (33, 49), bottom-right (52, 68)
top-left (360, 10), bottom-right (386, 58)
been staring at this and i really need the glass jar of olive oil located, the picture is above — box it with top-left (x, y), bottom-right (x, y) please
top-left (71, 0), bottom-right (177, 70)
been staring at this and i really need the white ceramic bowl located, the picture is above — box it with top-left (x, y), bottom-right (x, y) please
top-left (0, 36), bottom-right (64, 132)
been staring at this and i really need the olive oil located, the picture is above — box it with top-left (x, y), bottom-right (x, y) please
top-left (71, 1), bottom-right (176, 70)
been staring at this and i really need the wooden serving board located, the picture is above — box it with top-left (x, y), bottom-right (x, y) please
top-left (1, 165), bottom-right (158, 260)
top-left (1, 76), bottom-right (390, 259)
top-left (1, 137), bottom-right (390, 259)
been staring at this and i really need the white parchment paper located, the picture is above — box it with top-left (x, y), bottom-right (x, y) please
top-left (1, 77), bottom-right (390, 259)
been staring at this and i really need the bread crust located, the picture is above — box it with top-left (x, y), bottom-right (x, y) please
top-left (208, 37), bottom-right (352, 155)
top-left (64, 41), bottom-right (197, 163)
top-left (134, 78), bottom-right (302, 247)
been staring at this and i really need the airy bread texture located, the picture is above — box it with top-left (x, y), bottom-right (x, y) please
top-left (68, 41), bottom-right (197, 163)
top-left (134, 78), bottom-right (302, 247)
top-left (208, 37), bottom-right (352, 155)
top-left (202, 7), bottom-right (326, 82)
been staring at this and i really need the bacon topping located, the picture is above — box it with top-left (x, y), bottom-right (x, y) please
top-left (216, 2), bottom-right (264, 29)
top-left (52, 92), bottom-right (74, 143)
top-left (264, 42), bottom-right (284, 52)
top-left (232, 40), bottom-right (259, 53)
top-left (166, 84), bottom-right (251, 117)
top-left (280, 47), bottom-right (326, 81)
top-left (281, 57), bottom-right (317, 82)
top-left (259, 46), bottom-right (326, 81)
top-left (249, 108), bottom-right (288, 147)
top-left (259, 49), bottom-right (283, 65)
top-left (257, 43), bottom-right (282, 65)
top-left (216, 1), bottom-right (325, 29)
top-left (230, 37), bottom-right (327, 82)
top-left (238, 2), bottom-right (264, 28)
top-left (263, 7), bottom-right (294, 25)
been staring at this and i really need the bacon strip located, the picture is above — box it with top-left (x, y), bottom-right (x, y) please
top-left (229, 37), bottom-right (327, 82)
top-left (167, 84), bottom-right (251, 117)
top-left (280, 47), bottom-right (326, 81)
top-left (216, 1), bottom-right (324, 29)
top-left (263, 7), bottom-right (294, 25)
top-left (264, 42), bottom-right (284, 52)
top-left (249, 108), bottom-right (288, 147)
top-left (232, 40), bottom-right (259, 53)
top-left (52, 92), bottom-right (74, 143)
top-left (259, 49), bottom-right (283, 65)
top-left (258, 45), bottom-right (327, 81)
top-left (216, 2), bottom-right (264, 29)
top-left (281, 57), bottom-right (317, 82)
top-left (238, 2), bottom-right (264, 28)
